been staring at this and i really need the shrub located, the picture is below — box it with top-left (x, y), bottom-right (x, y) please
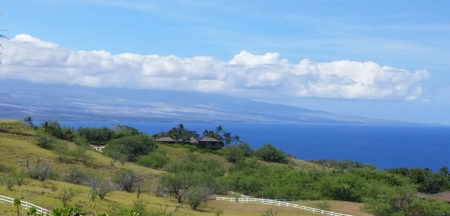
top-left (59, 188), bottom-right (74, 207)
top-left (28, 159), bottom-right (51, 181)
top-left (253, 144), bottom-right (288, 163)
top-left (114, 169), bottom-right (143, 192)
top-left (224, 143), bottom-right (252, 163)
top-left (105, 134), bottom-right (157, 162)
top-left (35, 131), bottom-right (56, 150)
top-left (64, 167), bottom-right (91, 184)
top-left (137, 151), bottom-right (170, 169)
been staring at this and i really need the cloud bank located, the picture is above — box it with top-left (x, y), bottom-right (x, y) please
top-left (0, 34), bottom-right (429, 101)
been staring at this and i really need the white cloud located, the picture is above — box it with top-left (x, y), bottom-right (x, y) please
top-left (0, 34), bottom-right (429, 101)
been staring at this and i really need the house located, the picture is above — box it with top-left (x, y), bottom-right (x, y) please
top-left (198, 137), bottom-right (223, 149)
top-left (90, 144), bottom-right (106, 152)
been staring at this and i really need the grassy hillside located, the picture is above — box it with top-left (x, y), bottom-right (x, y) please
top-left (0, 119), bottom-right (369, 216)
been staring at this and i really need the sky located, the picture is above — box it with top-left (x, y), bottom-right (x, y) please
top-left (1, 0), bottom-right (450, 124)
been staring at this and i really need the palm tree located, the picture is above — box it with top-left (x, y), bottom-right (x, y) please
top-left (13, 198), bottom-right (21, 216)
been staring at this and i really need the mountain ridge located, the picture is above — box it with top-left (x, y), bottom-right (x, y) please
top-left (0, 79), bottom-right (396, 125)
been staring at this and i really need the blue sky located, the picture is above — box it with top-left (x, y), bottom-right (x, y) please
top-left (1, 0), bottom-right (450, 124)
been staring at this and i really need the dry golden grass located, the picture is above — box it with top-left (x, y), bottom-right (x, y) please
top-left (0, 119), bottom-right (35, 136)
top-left (298, 200), bottom-right (373, 216)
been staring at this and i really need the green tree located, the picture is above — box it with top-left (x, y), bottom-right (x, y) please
top-left (137, 151), bottom-right (170, 169)
top-left (13, 198), bottom-right (20, 216)
top-left (77, 127), bottom-right (114, 144)
top-left (224, 143), bottom-right (252, 163)
top-left (253, 144), bottom-right (288, 163)
top-left (35, 131), bottom-right (56, 150)
top-left (160, 172), bottom-right (200, 203)
top-left (112, 125), bottom-right (140, 138)
top-left (105, 134), bottom-right (157, 162)
top-left (41, 121), bottom-right (64, 139)
top-left (185, 186), bottom-right (212, 210)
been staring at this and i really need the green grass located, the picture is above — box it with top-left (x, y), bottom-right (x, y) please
top-left (0, 119), bottom-right (369, 216)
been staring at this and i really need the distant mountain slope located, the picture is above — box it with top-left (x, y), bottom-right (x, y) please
top-left (0, 79), bottom-right (389, 124)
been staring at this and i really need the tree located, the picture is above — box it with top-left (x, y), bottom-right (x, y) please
top-left (254, 144), bottom-right (288, 163)
top-left (54, 142), bottom-right (70, 161)
top-left (105, 134), bottom-right (157, 162)
top-left (159, 172), bottom-right (195, 203)
top-left (23, 116), bottom-right (34, 128)
top-left (224, 143), bottom-right (252, 163)
top-left (114, 169), bottom-right (143, 193)
top-left (112, 125), bottom-right (140, 138)
top-left (202, 125), bottom-right (240, 146)
top-left (163, 124), bottom-right (198, 143)
top-left (77, 127), bottom-right (114, 144)
top-left (97, 179), bottom-right (113, 199)
top-left (13, 198), bottom-right (20, 216)
top-left (185, 186), bottom-right (212, 210)
top-left (41, 121), bottom-right (64, 139)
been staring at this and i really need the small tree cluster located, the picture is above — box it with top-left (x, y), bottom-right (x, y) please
top-left (104, 134), bottom-right (157, 162)
top-left (159, 156), bottom-right (225, 210)
top-left (253, 144), bottom-right (288, 163)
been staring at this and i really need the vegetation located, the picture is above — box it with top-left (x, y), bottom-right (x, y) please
top-left (1, 119), bottom-right (450, 216)
top-left (154, 124), bottom-right (241, 148)
top-left (253, 144), bottom-right (288, 163)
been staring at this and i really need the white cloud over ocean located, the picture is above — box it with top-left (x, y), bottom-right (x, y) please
top-left (0, 34), bottom-right (429, 101)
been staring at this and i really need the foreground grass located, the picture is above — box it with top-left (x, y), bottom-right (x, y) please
top-left (1, 180), bottom-right (321, 216)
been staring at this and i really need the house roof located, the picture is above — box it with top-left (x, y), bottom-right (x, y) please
top-left (199, 137), bottom-right (219, 142)
top-left (190, 137), bottom-right (199, 144)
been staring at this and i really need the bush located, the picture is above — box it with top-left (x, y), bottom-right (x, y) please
top-left (64, 167), bottom-right (91, 184)
top-left (105, 134), bottom-right (157, 162)
top-left (35, 131), bottom-right (56, 150)
top-left (224, 143), bottom-right (252, 163)
top-left (165, 154), bottom-right (225, 177)
top-left (253, 144), bottom-right (288, 163)
top-left (137, 151), bottom-right (170, 169)
top-left (28, 159), bottom-right (52, 181)
top-left (114, 169), bottom-right (143, 192)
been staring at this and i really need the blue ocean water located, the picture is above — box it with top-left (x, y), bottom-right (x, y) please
top-left (58, 121), bottom-right (450, 171)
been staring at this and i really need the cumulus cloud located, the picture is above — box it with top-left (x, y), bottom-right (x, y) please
top-left (0, 34), bottom-right (429, 101)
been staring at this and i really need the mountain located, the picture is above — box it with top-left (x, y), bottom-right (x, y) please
top-left (0, 79), bottom-right (389, 124)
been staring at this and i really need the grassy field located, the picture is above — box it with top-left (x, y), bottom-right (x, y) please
top-left (0, 119), bottom-right (371, 216)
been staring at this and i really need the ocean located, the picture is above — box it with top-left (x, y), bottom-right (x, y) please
top-left (58, 121), bottom-right (450, 171)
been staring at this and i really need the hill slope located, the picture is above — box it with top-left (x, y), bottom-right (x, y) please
top-left (0, 119), bottom-right (369, 216)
